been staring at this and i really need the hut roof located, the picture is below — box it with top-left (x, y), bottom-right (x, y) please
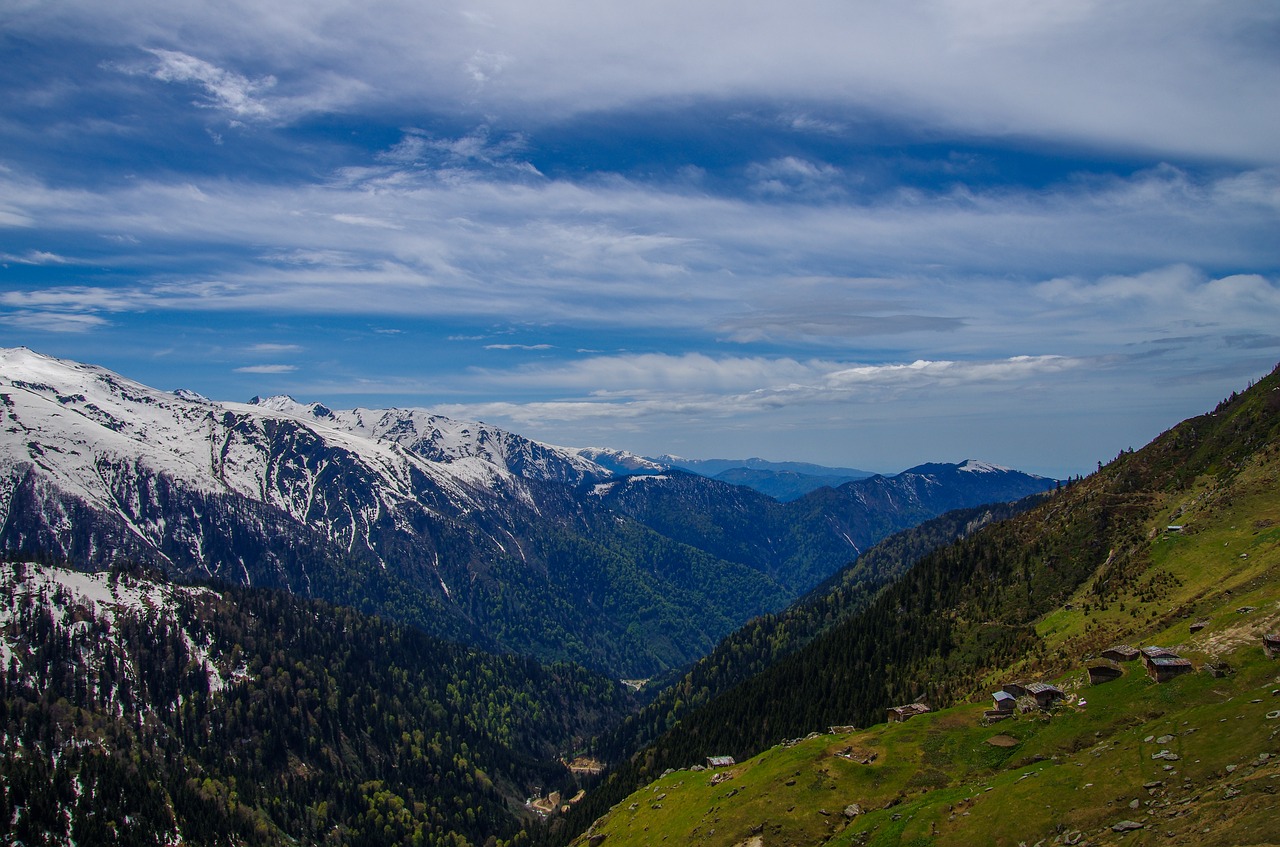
top-left (1148, 656), bottom-right (1192, 668)
top-left (1025, 682), bottom-right (1064, 696)
top-left (1141, 645), bottom-right (1179, 659)
top-left (1102, 644), bottom-right (1140, 659)
top-left (889, 703), bottom-right (931, 718)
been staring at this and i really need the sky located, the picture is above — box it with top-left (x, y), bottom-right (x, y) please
top-left (1, 1), bottom-right (1278, 479)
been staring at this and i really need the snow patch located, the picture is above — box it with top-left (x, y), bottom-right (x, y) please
top-left (956, 459), bottom-right (1012, 474)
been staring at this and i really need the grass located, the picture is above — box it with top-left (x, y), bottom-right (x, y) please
top-left (574, 448), bottom-right (1280, 847)
top-left (587, 643), bottom-right (1279, 846)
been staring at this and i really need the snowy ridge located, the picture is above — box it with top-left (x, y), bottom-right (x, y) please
top-left (0, 348), bottom-right (589, 566)
top-left (956, 459), bottom-right (1015, 474)
top-left (247, 394), bottom-right (612, 485)
top-left (569, 447), bottom-right (667, 476)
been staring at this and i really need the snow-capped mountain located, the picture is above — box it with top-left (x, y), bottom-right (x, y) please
top-left (246, 393), bottom-right (609, 485)
top-left (0, 347), bottom-right (1059, 677)
top-left (0, 347), bottom-right (782, 674)
top-left (0, 347), bottom-right (615, 566)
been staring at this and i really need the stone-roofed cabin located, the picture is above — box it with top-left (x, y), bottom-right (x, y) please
top-left (1024, 682), bottom-right (1066, 710)
top-left (1146, 656), bottom-right (1193, 682)
top-left (1263, 633), bottom-right (1280, 659)
top-left (886, 703), bottom-right (931, 723)
top-left (1101, 645), bottom-right (1140, 662)
top-left (1001, 682), bottom-right (1029, 698)
top-left (1086, 658), bottom-right (1123, 685)
top-left (706, 755), bottom-right (735, 769)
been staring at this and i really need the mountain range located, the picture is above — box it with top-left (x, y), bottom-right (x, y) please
top-left (0, 346), bottom-right (1058, 678)
top-left (1, 347), bottom-right (1276, 846)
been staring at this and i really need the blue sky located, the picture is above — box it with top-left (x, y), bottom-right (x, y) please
top-left (2, 0), bottom-right (1278, 478)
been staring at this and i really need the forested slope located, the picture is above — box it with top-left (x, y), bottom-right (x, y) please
top-left (0, 562), bottom-right (631, 847)
top-left (555, 364), bottom-right (1280, 846)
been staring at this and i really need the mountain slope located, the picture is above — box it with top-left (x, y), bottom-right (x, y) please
top-left (0, 348), bottom-right (786, 675)
top-left (655, 456), bottom-right (876, 501)
top-left (591, 463), bottom-right (1056, 595)
top-left (710, 467), bottom-right (872, 502)
top-left (590, 497), bottom-right (1044, 765)
top-left (565, 365), bottom-right (1280, 846)
top-left (0, 562), bottom-right (629, 847)
top-left (0, 347), bottom-right (1057, 677)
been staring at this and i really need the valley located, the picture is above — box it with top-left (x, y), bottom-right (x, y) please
top-left (1, 349), bottom-right (1277, 846)
top-left (569, 398), bottom-right (1280, 845)
top-left (0, 347), bottom-right (1057, 679)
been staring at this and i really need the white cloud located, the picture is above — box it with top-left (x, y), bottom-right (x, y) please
top-left (746, 157), bottom-right (846, 198)
top-left (0, 251), bottom-right (73, 265)
top-left (824, 355), bottom-right (1082, 388)
top-left (455, 352), bottom-right (1086, 410)
top-left (247, 343), bottom-right (302, 353)
top-left (0, 161), bottom-right (1276, 357)
top-left (0, 310), bottom-right (111, 333)
top-left (144, 48), bottom-right (277, 120)
top-left (780, 113), bottom-right (846, 135)
top-left (233, 363), bottom-right (297, 373)
top-left (484, 343), bottom-right (553, 350)
top-left (1033, 266), bottom-right (1280, 343)
top-left (331, 214), bottom-right (403, 230)
top-left (473, 352), bottom-right (825, 394)
top-left (2, 0), bottom-right (1275, 161)
top-left (0, 284), bottom-right (150, 312)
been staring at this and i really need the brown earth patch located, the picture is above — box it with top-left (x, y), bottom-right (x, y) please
top-left (985, 735), bottom-right (1020, 748)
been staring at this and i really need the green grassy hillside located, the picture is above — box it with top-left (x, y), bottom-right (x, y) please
top-left (570, 368), bottom-right (1280, 846)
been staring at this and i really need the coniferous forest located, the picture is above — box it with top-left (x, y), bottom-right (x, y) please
top-left (0, 562), bottom-right (630, 846)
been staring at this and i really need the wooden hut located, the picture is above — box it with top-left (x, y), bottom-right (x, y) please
top-left (1086, 658), bottom-right (1123, 685)
top-left (1140, 645), bottom-right (1178, 661)
top-left (1146, 656), bottom-right (1193, 682)
top-left (886, 703), bottom-right (931, 723)
top-left (1101, 645), bottom-right (1140, 662)
top-left (1001, 682), bottom-right (1029, 698)
top-left (706, 755), bottom-right (736, 769)
top-left (992, 691), bottom-right (1016, 712)
top-left (1024, 682), bottom-right (1066, 710)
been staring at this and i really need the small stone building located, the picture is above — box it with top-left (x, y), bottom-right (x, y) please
top-left (992, 691), bottom-right (1016, 712)
top-left (1086, 658), bottom-right (1123, 685)
top-left (706, 755), bottom-right (736, 769)
top-left (1001, 682), bottom-right (1029, 698)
